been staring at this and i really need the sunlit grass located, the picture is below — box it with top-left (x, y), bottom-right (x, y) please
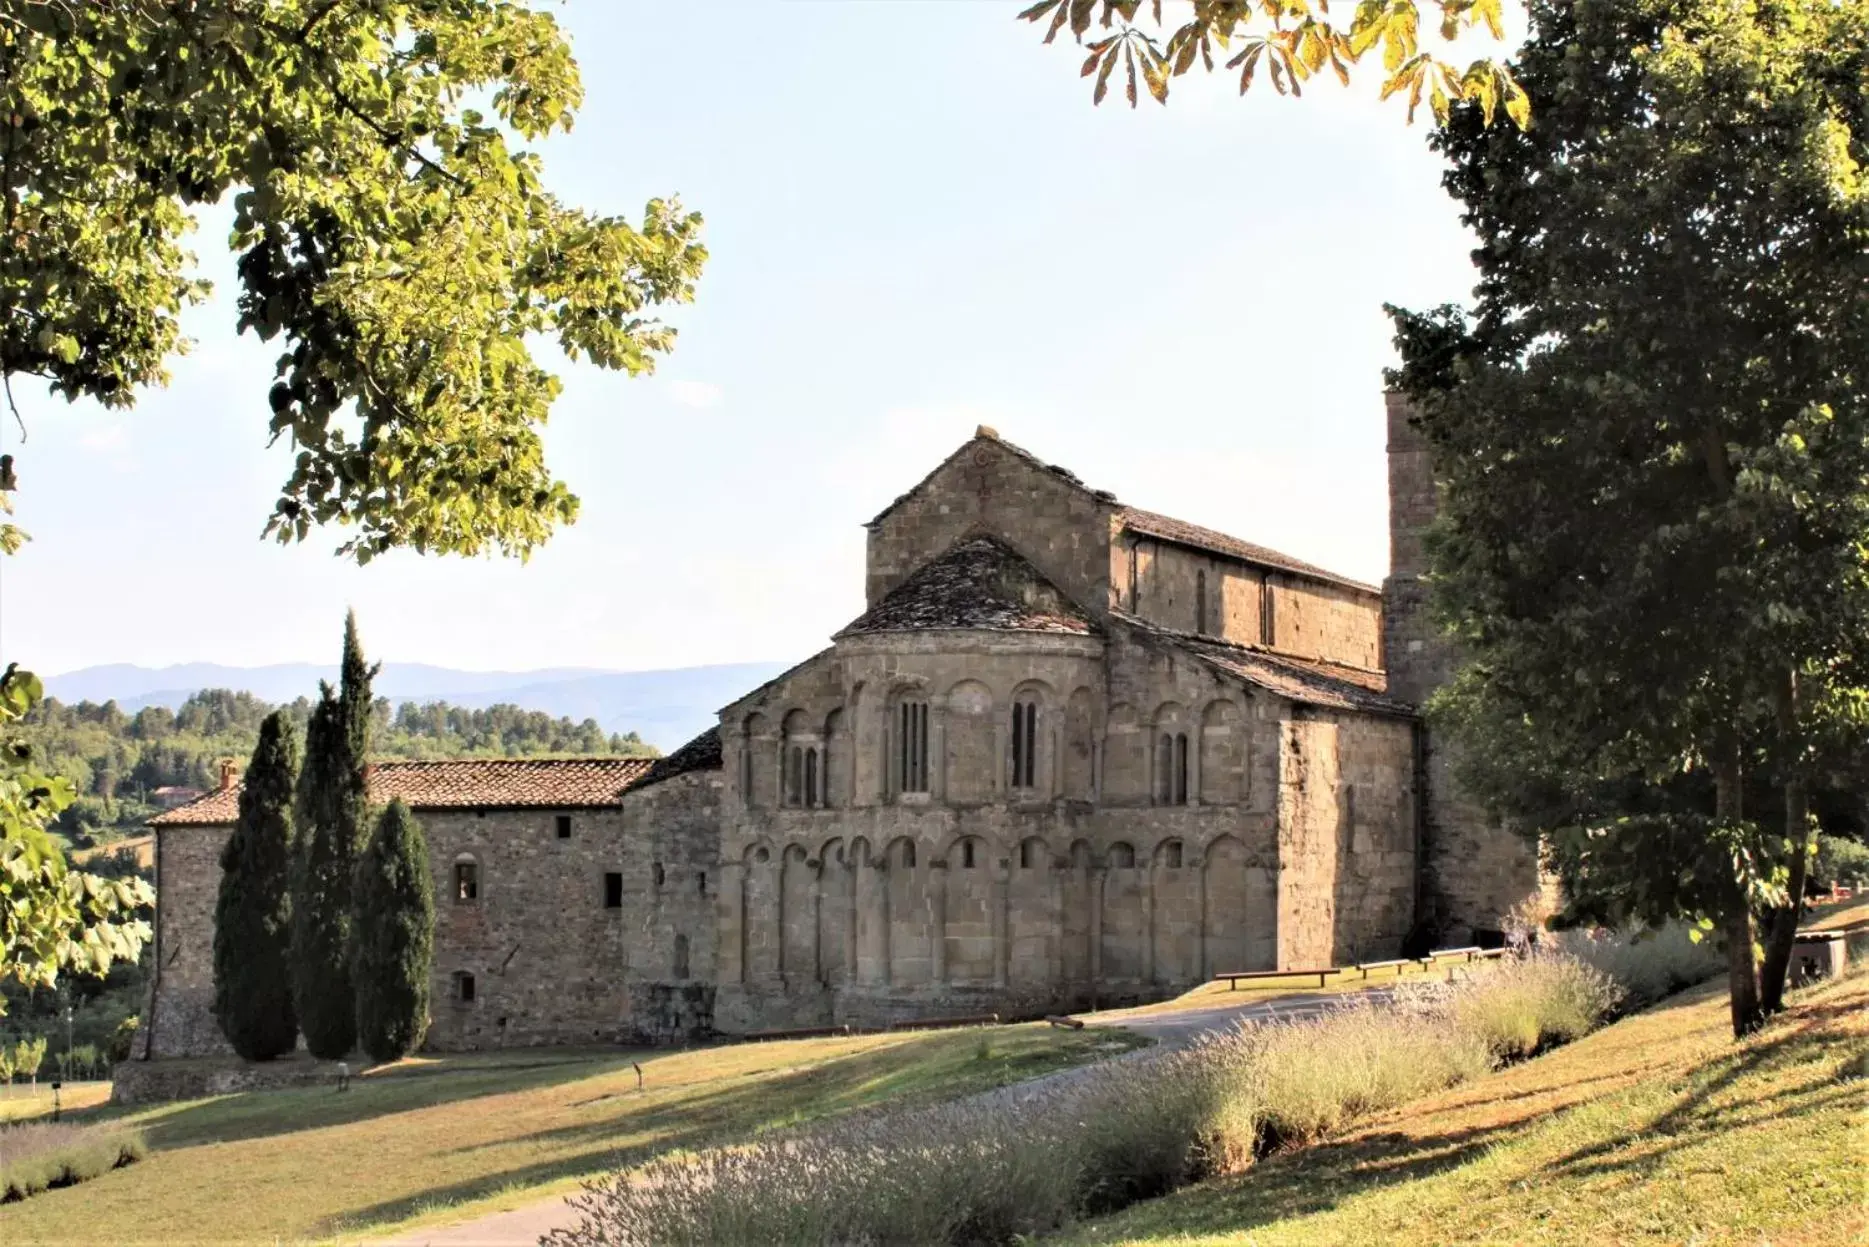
top-left (1060, 970), bottom-right (1868, 1247)
top-left (0, 1024), bottom-right (1139, 1245)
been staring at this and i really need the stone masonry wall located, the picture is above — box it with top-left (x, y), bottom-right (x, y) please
top-left (865, 434), bottom-right (1115, 615)
top-left (423, 807), bottom-right (633, 1050)
top-left (146, 826), bottom-right (233, 1058)
top-left (1383, 390), bottom-right (1542, 941)
top-left (1121, 537), bottom-right (1382, 671)
top-left (618, 770), bottom-right (723, 1043)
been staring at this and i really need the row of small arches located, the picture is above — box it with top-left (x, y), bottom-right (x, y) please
top-left (739, 833), bottom-right (1258, 874)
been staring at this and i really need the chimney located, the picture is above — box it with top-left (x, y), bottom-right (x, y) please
top-left (218, 759), bottom-right (239, 792)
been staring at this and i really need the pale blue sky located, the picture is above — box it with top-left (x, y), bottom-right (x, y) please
top-left (2, 2), bottom-right (1503, 678)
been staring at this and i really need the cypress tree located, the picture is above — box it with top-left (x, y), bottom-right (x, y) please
top-left (290, 691), bottom-right (356, 1057)
top-left (351, 800), bottom-right (435, 1062)
top-left (212, 712), bottom-right (299, 1061)
top-left (289, 611), bottom-right (380, 1059)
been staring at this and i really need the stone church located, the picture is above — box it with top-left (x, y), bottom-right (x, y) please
top-left (144, 398), bottom-right (1540, 1055)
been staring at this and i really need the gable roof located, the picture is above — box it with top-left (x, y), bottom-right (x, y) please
top-left (149, 756), bottom-right (658, 827)
top-left (1112, 611), bottom-right (1411, 717)
top-left (837, 536), bottom-right (1097, 638)
top-left (864, 429), bottom-right (1115, 529)
top-left (1117, 508), bottom-right (1382, 596)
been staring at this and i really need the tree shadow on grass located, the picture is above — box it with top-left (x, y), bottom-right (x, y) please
top-left (130, 1049), bottom-right (651, 1151)
top-left (321, 1032), bottom-right (1118, 1238)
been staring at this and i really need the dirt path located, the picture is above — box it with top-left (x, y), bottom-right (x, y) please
top-left (376, 1196), bottom-right (583, 1247)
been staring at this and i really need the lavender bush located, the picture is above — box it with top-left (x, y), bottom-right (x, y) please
top-left (1, 1121), bottom-right (146, 1201)
top-left (550, 952), bottom-right (1637, 1247)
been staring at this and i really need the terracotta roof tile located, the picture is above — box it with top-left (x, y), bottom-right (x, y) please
top-left (150, 756), bottom-right (656, 827)
top-left (1118, 508), bottom-right (1380, 595)
top-left (838, 537), bottom-right (1097, 638)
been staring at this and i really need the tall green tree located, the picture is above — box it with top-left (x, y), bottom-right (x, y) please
top-left (350, 800), bottom-right (435, 1063)
top-left (1390, 0), bottom-right (1869, 1036)
top-left (290, 689), bottom-right (360, 1057)
top-left (0, 1), bottom-right (705, 562)
top-left (212, 711), bottom-right (300, 1061)
top-left (339, 611), bottom-right (380, 766)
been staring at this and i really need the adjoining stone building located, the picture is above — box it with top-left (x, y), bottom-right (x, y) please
top-left (146, 417), bottom-right (1539, 1053)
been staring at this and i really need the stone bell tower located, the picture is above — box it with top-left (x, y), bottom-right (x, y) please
top-left (1382, 392), bottom-right (1543, 943)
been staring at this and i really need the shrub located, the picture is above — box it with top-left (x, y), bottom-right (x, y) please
top-left (0, 1122), bottom-right (146, 1201)
top-left (1451, 954), bottom-right (1620, 1058)
top-left (106, 1015), bottom-right (139, 1066)
top-left (1557, 924), bottom-right (1724, 1010)
top-left (552, 953), bottom-right (1636, 1247)
top-left (1813, 834), bottom-right (1869, 890)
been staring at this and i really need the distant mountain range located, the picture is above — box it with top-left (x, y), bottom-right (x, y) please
top-left (42, 660), bottom-right (793, 752)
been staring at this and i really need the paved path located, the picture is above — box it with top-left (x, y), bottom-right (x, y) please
top-left (377, 1196), bottom-right (583, 1247)
top-left (1081, 984), bottom-right (1399, 1045)
top-left (376, 984), bottom-right (1401, 1246)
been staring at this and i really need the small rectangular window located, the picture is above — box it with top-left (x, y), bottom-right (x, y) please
top-left (899, 701), bottom-right (930, 794)
top-left (556, 814), bottom-right (573, 839)
top-left (604, 872), bottom-right (623, 909)
top-left (455, 861), bottom-right (479, 902)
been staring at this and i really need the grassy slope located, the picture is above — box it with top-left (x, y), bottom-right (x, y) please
top-left (1065, 972), bottom-right (1868, 1247)
top-left (1806, 892), bottom-right (1869, 931)
top-left (0, 1024), bottom-right (1141, 1245)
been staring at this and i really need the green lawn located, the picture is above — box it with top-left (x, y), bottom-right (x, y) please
top-left (1061, 971), bottom-right (1867, 1247)
top-left (0, 1024), bottom-right (1143, 1245)
top-left (0, 1082), bottom-right (112, 1123)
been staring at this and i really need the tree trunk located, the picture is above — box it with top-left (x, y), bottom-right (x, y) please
top-left (1758, 671), bottom-right (1810, 1016)
top-left (1716, 748), bottom-right (1764, 1037)
top-left (1759, 788), bottom-right (1811, 1015)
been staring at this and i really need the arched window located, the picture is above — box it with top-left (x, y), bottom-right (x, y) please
top-left (454, 855), bottom-right (480, 903)
top-left (1162, 839), bottom-right (1184, 869)
top-left (786, 746), bottom-right (804, 807)
top-left (898, 700), bottom-right (930, 794)
top-left (961, 839), bottom-right (977, 869)
top-left (1010, 699), bottom-right (1038, 790)
top-left (1108, 842), bottom-right (1136, 869)
top-left (1019, 838), bottom-right (1045, 870)
top-left (1157, 733), bottom-right (1190, 806)
top-left (804, 749), bottom-right (819, 807)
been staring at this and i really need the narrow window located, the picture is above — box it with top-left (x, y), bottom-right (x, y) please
top-left (697, 870), bottom-right (707, 894)
top-left (962, 839), bottom-right (976, 869)
top-left (651, 862), bottom-right (664, 888)
top-left (1164, 840), bottom-right (1184, 869)
top-left (1011, 700), bottom-right (1038, 790)
top-left (740, 745), bottom-right (754, 803)
top-left (605, 871), bottom-right (624, 908)
top-left (899, 701), bottom-right (929, 794)
top-left (1196, 570), bottom-right (1208, 635)
top-left (1158, 733), bottom-right (1174, 804)
top-left (787, 746), bottom-right (804, 807)
top-left (455, 971), bottom-right (477, 1003)
top-left (805, 748), bottom-right (819, 807)
top-left (455, 860), bottom-right (479, 903)
top-left (901, 841), bottom-right (916, 869)
top-left (1019, 840), bottom-right (1036, 870)
top-left (556, 814), bottom-right (573, 839)
top-left (1260, 578), bottom-right (1276, 646)
top-left (673, 933), bottom-right (691, 979)
top-left (1175, 733), bottom-right (1189, 805)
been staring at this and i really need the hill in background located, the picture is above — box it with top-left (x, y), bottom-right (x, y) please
top-left (43, 660), bottom-right (791, 752)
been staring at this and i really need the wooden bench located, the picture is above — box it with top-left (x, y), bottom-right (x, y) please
top-left (1425, 945), bottom-right (1486, 963)
top-left (1353, 958), bottom-right (1415, 980)
top-left (1213, 968), bottom-right (1333, 990)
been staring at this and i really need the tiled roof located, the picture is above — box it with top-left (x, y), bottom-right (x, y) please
top-left (635, 727), bottom-right (723, 790)
top-left (838, 537), bottom-right (1097, 638)
top-left (1118, 508), bottom-right (1381, 595)
top-left (1113, 612), bottom-right (1411, 717)
top-left (150, 756), bottom-right (657, 827)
